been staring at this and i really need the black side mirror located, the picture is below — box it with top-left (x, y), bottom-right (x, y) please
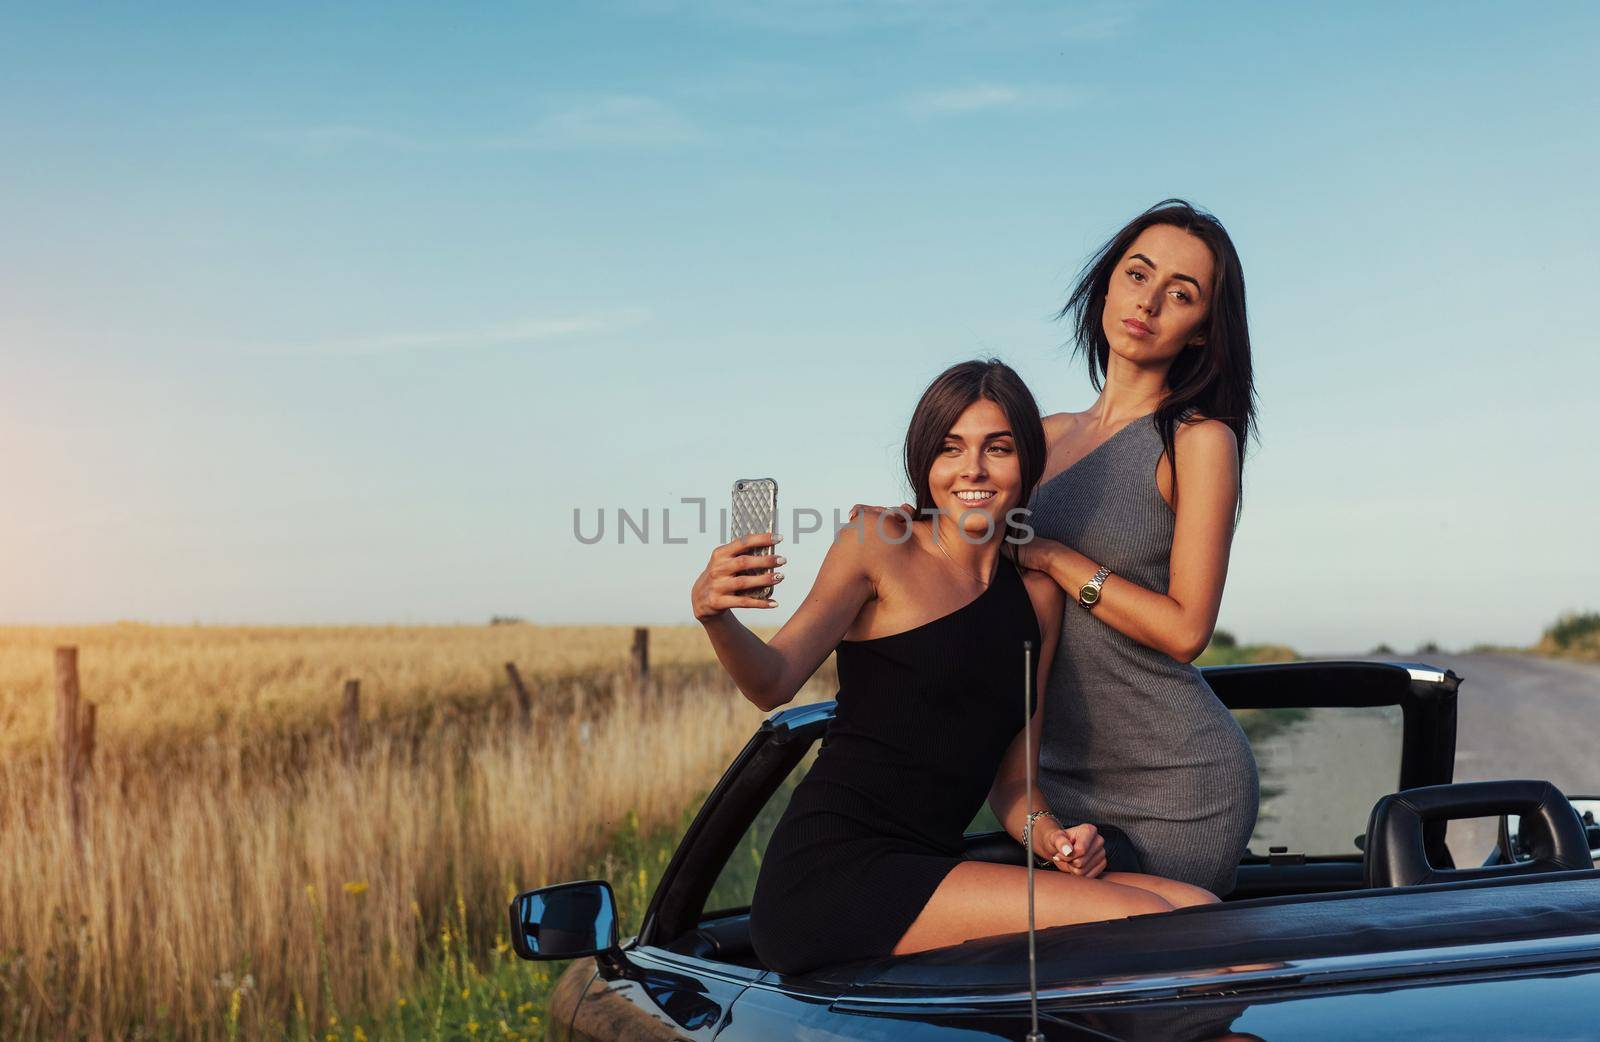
top-left (1501, 795), bottom-right (1600, 865)
top-left (508, 880), bottom-right (619, 961)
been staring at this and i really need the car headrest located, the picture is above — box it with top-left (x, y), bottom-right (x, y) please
top-left (1364, 779), bottom-right (1591, 888)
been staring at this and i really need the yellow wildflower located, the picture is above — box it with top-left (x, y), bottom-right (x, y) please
top-left (342, 881), bottom-right (369, 896)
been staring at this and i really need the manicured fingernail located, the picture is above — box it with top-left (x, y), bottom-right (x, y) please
top-left (768, 599), bottom-right (778, 607)
top-left (775, 556), bottom-right (787, 565)
top-left (772, 572), bottom-right (784, 581)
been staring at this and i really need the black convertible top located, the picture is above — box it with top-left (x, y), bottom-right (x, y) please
top-left (803, 869), bottom-right (1600, 990)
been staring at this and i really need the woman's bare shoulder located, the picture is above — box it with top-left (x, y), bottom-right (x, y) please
top-left (1173, 413), bottom-right (1239, 460)
top-left (830, 512), bottom-right (922, 580)
top-left (1041, 411), bottom-right (1083, 440)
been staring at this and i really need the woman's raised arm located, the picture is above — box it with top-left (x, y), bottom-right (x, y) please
top-left (692, 527), bottom-right (878, 712)
top-left (1019, 418), bottom-right (1239, 664)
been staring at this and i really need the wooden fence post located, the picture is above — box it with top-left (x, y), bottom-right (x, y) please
top-left (505, 662), bottom-right (533, 728)
top-left (631, 627), bottom-right (650, 690)
top-left (80, 701), bottom-right (97, 776)
top-left (339, 679), bottom-right (361, 764)
top-left (54, 646), bottom-right (85, 852)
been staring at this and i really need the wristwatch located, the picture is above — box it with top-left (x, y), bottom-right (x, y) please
top-left (1078, 565), bottom-right (1112, 608)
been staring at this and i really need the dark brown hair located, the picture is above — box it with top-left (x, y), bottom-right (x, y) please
top-left (903, 358), bottom-right (1045, 544)
top-left (1059, 198), bottom-right (1257, 518)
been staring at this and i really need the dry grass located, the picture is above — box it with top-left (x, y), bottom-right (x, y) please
top-left (0, 624), bottom-right (828, 1041)
top-left (0, 623), bottom-right (764, 754)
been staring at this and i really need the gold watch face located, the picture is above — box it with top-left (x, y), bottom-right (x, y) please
top-left (1079, 583), bottom-right (1100, 605)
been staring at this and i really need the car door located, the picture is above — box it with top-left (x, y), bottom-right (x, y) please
top-left (609, 660), bottom-right (1463, 1039)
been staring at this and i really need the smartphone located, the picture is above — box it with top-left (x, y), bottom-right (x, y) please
top-left (730, 478), bottom-right (779, 601)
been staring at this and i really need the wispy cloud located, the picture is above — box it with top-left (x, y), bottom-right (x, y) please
top-left (260, 313), bottom-right (645, 357)
top-left (904, 83), bottom-right (1092, 117)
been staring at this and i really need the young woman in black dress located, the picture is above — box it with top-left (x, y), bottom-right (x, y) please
top-left (689, 359), bottom-right (1215, 976)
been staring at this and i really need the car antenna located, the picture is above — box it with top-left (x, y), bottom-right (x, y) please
top-left (1022, 639), bottom-right (1045, 1042)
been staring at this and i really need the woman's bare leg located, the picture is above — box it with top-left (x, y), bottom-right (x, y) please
top-left (1099, 871), bottom-right (1219, 909)
top-left (891, 861), bottom-right (1174, 956)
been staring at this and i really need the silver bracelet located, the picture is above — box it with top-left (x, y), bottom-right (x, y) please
top-left (1023, 809), bottom-right (1062, 861)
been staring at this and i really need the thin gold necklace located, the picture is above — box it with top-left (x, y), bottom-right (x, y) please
top-left (932, 521), bottom-right (990, 588)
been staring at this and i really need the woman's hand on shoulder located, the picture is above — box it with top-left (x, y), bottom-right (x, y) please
top-left (846, 501), bottom-right (915, 537)
top-left (691, 531), bottom-right (785, 623)
top-left (1007, 533), bottom-right (1067, 576)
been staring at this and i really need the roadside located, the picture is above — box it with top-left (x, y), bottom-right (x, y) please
top-left (1335, 651), bottom-right (1600, 861)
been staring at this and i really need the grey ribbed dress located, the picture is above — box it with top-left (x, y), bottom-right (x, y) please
top-left (1026, 411), bottom-right (1259, 897)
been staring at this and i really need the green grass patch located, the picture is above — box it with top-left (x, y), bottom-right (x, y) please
top-left (260, 805), bottom-right (695, 1042)
top-left (1536, 611), bottom-right (1600, 661)
top-left (1196, 632), bottom-right (1297, 667)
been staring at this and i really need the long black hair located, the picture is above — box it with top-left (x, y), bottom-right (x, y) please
top-left (1059, 198), bottom-right (1257, 517)
top-left (904, 358), bottom-right (1046, 545)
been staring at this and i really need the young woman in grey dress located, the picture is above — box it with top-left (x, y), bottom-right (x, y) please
top-left (853, 199), bottom-right (1260, 898)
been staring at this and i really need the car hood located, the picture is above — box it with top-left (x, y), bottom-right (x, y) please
top-left (810, 870), bottom-right (1600, 1002)
top-left (903, 963), bottom-right (1600, 1042)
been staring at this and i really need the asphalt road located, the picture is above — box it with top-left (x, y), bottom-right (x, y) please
top-left (1363, 652), bottom-right (1600, 860)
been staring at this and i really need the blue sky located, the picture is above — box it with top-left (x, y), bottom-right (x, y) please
top-left (3, 2), bottom-right (1596, 652)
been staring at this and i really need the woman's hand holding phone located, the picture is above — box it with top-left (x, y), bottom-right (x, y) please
top-left (691, 532), bottom-right (787, 622)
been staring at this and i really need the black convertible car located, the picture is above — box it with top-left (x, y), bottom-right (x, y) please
top-left (512, 660), bottom-right (1600, 1041)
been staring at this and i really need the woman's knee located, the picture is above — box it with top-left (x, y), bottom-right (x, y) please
top-left (1114, 886), bottom-right (1175, 917)
top-left (1101, 872), bottom-right (1216, 910)
top-left (1167, 882), bottom-right (1220, 908)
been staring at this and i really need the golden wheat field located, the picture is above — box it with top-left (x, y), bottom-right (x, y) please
top-left (0, 623), bottom-right (766, 753)
top-left (0, 623), bottom-right (830, 1041)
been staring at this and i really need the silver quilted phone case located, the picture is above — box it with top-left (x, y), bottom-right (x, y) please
top-left (730, 478), bottom-right (779, 600)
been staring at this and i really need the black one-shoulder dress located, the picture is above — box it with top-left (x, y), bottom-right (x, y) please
top-left (747, 553), bottom-right (1042, 975)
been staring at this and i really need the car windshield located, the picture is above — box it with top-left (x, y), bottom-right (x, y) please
top-left (1235, 704), bottom-right (1404, 857)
